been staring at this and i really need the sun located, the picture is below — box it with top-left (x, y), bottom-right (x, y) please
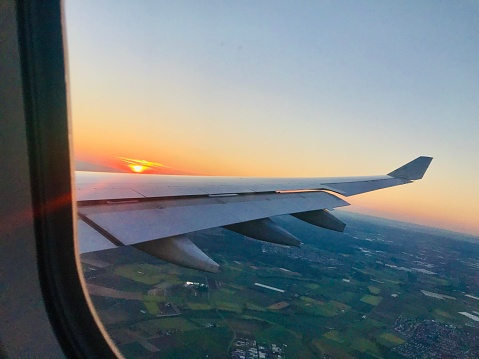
top-left (118, 156), bottom-right (168, 173)
top-left (129, 164), bottom-right (146, 173)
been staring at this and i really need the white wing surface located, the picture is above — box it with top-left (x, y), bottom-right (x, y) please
top-left (77, 156), bottom-right (432, 272)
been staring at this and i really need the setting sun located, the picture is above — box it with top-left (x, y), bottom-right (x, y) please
top-left (129, 164), bottom-right (146, 173)
top-left (118, 157), bottom-right (168, 173)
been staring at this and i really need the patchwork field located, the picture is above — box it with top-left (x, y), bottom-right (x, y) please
top-left (83, 216), bottom-right (479, 359)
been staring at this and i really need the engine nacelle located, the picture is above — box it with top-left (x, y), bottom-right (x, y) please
top-left (134, 235), bottom-right (220, 273)
top-left (292, 209), bottom-right (346, 232)
top-left (225, 218), bottom-right (301, 247)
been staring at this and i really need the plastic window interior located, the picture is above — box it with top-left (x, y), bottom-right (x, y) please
top-left (11, 1), bottom-right (121, 357)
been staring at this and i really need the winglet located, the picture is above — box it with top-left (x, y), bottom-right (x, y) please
top-left (387, 156), bottom-right (433, 180)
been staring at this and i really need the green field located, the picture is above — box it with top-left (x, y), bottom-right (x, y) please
top-left (300, 296), bottom-right (324, 305)
top-left (210, 287), bottom-right (246, 313)
top-left (255, 326), bottom-right (317, 359)
top-left (117, 342), bottom-right (149, 359)
top-left (333, 291), bottom-right (357, 304)
top-left (360, 294), bottom-right (383, 306)
top-left (226, 283), bottom-right (246, 290)
top-left (160, 328), bottom-right (231, 359)
top-left (227, 317), bottom-right (266, 333)
top-left (215, 301), bottom-right (243, 313)
top-left (298, 296), bottom-right (339, 317)
top-left (323, 330), bottom-right (346, 343)
top-left (304, 304), bottom-right (338, 317)
top-left (361, 317), bottom-right (388, 328)
top-left (313, 338), bottom-right (356, 359)
top-left (115, 264), bottom-right (175, 285)
top-left (350, 337), bottom-right (382, 356)
top-left (435, 309), bottom-right (454, 318)
top-left (144, 301), bottom-right (159, 315)
top-left (142, 294), bottom-right (166, 302)
top-left (379, 333), bottom-right (405, 346)
top-left (220, 288), bottom-right (236, 295)
top-left (187, 303), bottom-right (213, 310)
top-left (368, 285), bottom-right (381, 294)
top-left (330, 300), bottom-right (350, 311)
top-left (136, 317), bottom-right (198, 333)
top-left (245, 302), bottom-right (267, 312)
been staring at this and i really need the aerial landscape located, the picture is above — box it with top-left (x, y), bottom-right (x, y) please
top-left (82, 211), bottom-right (479, 358)
top-left (2, 1), bottom-right (479, 359)
top-left (67, 2), bottom-right (479, 358)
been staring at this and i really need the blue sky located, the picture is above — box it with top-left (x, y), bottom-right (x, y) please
top-left (65, 1), bottom-right (479, 235)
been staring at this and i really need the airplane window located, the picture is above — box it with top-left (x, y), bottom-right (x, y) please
top-left (65, 2), bottom-right (479, 358)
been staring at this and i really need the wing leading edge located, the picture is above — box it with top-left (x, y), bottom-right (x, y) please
top-left (77, 156), bottom-right (432, 273)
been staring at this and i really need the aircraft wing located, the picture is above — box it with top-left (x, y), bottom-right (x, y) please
top-left (77, 156), bottom-right (432, 272)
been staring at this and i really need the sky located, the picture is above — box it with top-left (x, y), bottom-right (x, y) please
top-left (65, 1), bottom-right (479, 236)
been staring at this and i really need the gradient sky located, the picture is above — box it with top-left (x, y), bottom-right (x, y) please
top-left (65, 1), bottom-right (479, 236)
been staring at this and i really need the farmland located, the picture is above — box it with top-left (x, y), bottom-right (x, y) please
top-left (81, 212), bottom-right (479, 358)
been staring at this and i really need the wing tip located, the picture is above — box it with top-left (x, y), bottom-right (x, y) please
top-left (387, 156), bottom-right (433, 180)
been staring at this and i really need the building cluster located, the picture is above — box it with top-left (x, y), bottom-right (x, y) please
top-left (184, 281), bottom-right (208, 290)
top-left (393, 317), bottom-right (479, 358)
top-left (230, 334), bottom-right (285, 359)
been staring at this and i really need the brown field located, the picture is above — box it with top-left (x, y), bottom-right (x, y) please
top-left (267, 301), bottom-right (290, 310)
top-left (87, 283), bottom-right (142, 300)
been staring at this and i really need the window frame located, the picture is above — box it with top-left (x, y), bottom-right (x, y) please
top-left (9, 0), bottom-right (121, 357)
